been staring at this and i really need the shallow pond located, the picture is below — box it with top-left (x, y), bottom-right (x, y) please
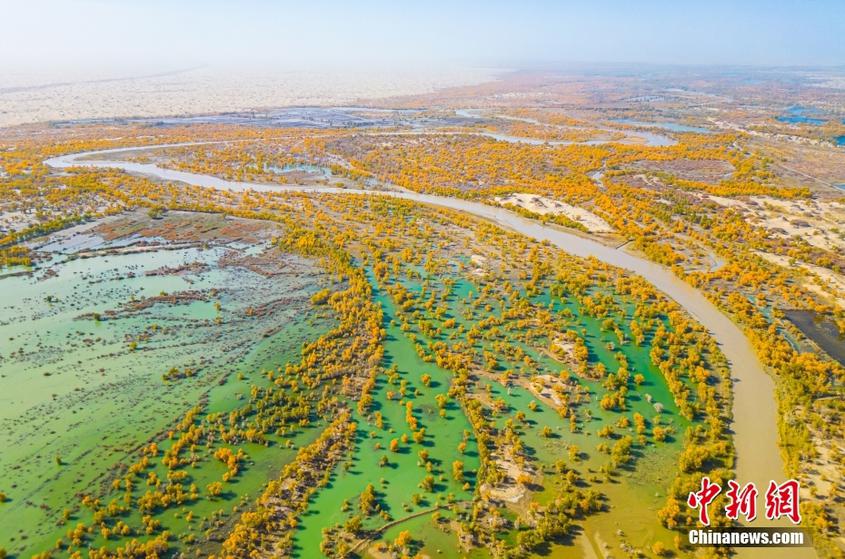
top-left (0, 227), bottom-right (331, 555)
top-left (775, 106), bottom-right (825, 125)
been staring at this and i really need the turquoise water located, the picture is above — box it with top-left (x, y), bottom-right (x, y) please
top-left (776, 106), bottom-right (825, 125)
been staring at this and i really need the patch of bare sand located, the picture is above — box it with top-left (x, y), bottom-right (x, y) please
top-left (472, 390), bottom-right (534, 505)
top-left (803, 433), bottom-right (844, 501)
top-left (522, 373), bottom-right (576, 409)
top-left (481, 453), bottom-right (533, 504)
top-left (469, 253), bottom-right (489, 278)
top-left (756, 251), bottom-right (845, 309)
top-left (709, 195), bottom-right (845, 253)
top-left (495, 193), bottom-right (613, 233)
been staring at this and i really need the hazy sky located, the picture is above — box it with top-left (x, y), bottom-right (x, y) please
top-left (1, 0), bottom-right (843, 74)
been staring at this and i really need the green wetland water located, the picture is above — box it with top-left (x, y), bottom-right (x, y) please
top-left (1, 216), bottom-right (696, 558)
top-left (0, 218), bottom-right (332, 556)
top-left (291, 286), bottom-right (480, 557)
top-left (290, 270), bottom-right (691, 557)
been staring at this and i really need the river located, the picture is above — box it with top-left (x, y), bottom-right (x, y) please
top-left (45, 144), bottom-right (808, 558)
top-left (456, 108), bottom-right (677, 147)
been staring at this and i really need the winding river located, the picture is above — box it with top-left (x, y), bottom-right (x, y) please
top-left (45, 145), bottom-right (804, 557)
top-left (456, 108), bottom-right (677, 147)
